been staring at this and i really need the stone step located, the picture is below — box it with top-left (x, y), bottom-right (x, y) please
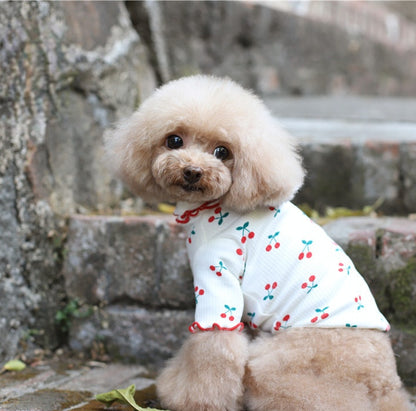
top-left (265, 96), bottom-right (416, 214)
top-left (137, 1), bottom-right (416, 96)
top-left (0, 359), bottom-right (157, 410)
top-left (63, 213), bottom-right (416, 386)
top-left (0, 359), bottom-right (413, 411)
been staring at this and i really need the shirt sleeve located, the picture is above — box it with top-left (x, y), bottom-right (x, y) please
top-left (188, 238), bottom-right (245, 332)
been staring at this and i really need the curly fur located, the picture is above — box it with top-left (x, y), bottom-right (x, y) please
top-left (105, 75), bottom-right (412, 410)
top-left (105, 75), bottom-right (304, 212)
top-left (245, 328), bottom-right (410, 410)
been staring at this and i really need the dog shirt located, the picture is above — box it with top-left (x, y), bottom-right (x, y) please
top-left (175, 201), bottom-right (390, 333)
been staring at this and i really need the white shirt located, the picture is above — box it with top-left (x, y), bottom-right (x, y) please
top-left (174, 201), bottom-right (389, 333)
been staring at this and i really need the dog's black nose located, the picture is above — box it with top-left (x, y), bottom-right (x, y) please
top-left (183, 166), bottom-right (202, 184)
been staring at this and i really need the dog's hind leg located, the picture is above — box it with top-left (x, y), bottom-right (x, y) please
top-left (244, 328), bottom-right (412, 411)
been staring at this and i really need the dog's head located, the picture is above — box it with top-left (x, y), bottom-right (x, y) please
top-left (105, 75), bottom-right (304, 212)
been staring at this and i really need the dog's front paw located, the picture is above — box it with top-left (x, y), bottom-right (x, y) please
top-left (156, 330), bottom-right (249, 411)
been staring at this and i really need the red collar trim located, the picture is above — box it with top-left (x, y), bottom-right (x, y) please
top-left (175, 201), bottom-right (221, 224)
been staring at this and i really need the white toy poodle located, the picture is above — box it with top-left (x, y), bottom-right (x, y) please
top-left (105, 75), bottom-right (411, 410)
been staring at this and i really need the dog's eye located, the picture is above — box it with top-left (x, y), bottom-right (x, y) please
top-left (166, 135), bottom-right (183, 149)
top-left (213, 146), bottom-right (230, 161)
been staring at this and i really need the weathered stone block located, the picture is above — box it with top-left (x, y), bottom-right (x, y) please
top-left (357, 142), bottom-right (401, 210)
top-left (64, 215), bottom-right (193, 309)
top-left (296, 140), bottom-right (413, 214)
top-left (297, 143), bottom-right (360, 211)
top-left (0, 0), bottom-right (156, 362)
top-left (69, 305), bottom-right (193, 364)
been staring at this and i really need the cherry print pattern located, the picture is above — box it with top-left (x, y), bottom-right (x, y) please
top-left (209, 261), bottom-right (227, 277)
top-left (301, 275), bottom-right (318, 293)
top-left (265, 231), bottom-right (280, 252)
top-left (188, 226), bottom-right (196, 244)
top-left (263, 282), bottom-right (278, 300)
top-left (338, 262), bottom-right (351, 275)
top-left (274, 314), bottom-right (291, 331)
top-left (269, 206), bottom-right (281, 218)
top-left (180, 200), bottom-right (390, 334)
top-left (236, 221), bottom-right (255, 255)
top-left (236, 221), bottom-right (255, 243)
top-left (221, 304), bottom-right (236, 321)
top-left (208, 207), bottom-right (229, 225)
top-left (194, 286), bottom-right (204, 303)
top-left (355, 296), bottom-right (364, 310)
top-left (298, 240), bottom-right (313, 260)
top-left (247, 312), bottom-right (258, 329)
top-left (310, 306), bottom-right (329, 323)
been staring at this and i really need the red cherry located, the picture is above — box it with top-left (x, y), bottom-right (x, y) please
top-left (354, 297), bottom-right (358, 303)
top-left (311, 316), bottom-right (318, 323)
top-left (266, 245), bottom-right (272, 252)
top-left (236, 248), bottom-right (243, 256)
top-left (216, 272), bottom-right (222, 277)
top-left (198, 289), bottom-right (204, 296)
top-left (301, 283), bottom-right (307, 289)
top-left (283, 314), bottom-right (290, 322)
top-left (321, 313), bottom-right (329, 320)
top-left (274, 242), bottom-right (280, 249)
top-left (221, 313), bottom-right (226, 318)
top-left (241, 236), bottom-right (247, 244)
top-left (306, 251), bottom-right (312, 258)
top-left (214, 207), bottom-right (222, 214)
top-left (194, 286), bottom-right (199, 292)
top-left (309, 275), bottom-right (315, 282)
top-left (229, 316), bottom-right (235, 321)
top-left (298, 252), bottom-right (305, 260)
top-left (248, 232), bottom-right (255, 239)
top-left (209, 265), bottom-right (215, 271)
top-left (274, 322), bottom-right (281, 330)
top-left (265, 284), bottom-right (271, 291)
top-left (208, 216), bottom-right (215, 223)
top-left (272, 282), bottom-right (277, 289)
top-left (188, 238), bottom-right (192, 244)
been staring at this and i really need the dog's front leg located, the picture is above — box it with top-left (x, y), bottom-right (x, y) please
top-left (156, 330), bottom-right (249, 411)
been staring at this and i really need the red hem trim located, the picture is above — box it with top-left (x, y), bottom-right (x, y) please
top-left (175, 201), bottom-right (221, 224)
top-left (189, 322), bottom-right (245, 333)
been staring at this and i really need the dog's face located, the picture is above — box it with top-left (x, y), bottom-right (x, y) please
top-left (151, 130), bottom-right (233, 204)
top-left (105, 75), bottom-right (304, 212)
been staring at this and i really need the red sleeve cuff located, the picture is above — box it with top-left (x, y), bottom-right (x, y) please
top-left (189, 321), bottom-right (245, 333)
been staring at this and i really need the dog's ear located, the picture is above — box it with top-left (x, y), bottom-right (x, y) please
top-left (223, 118), bottom-right (304, 212)
top-left (104, 112), bottom-right (164, 203)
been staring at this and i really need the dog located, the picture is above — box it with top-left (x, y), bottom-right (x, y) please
top-left (105, 75), bottom-right (412, 410)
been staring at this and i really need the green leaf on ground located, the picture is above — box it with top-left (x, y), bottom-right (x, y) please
top-left (96, 384), bottom-right (168, 410)
top-left (1, 359), bottom-right (26, 372)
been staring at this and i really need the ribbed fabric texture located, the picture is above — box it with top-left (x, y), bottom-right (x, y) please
top-left (175, 201), bottom-right (389, 333)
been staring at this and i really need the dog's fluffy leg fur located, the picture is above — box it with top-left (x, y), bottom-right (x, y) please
top-left (157, 330), bottom-right (249, 411)
top-left (245, 328), bottom-right (412, 411)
